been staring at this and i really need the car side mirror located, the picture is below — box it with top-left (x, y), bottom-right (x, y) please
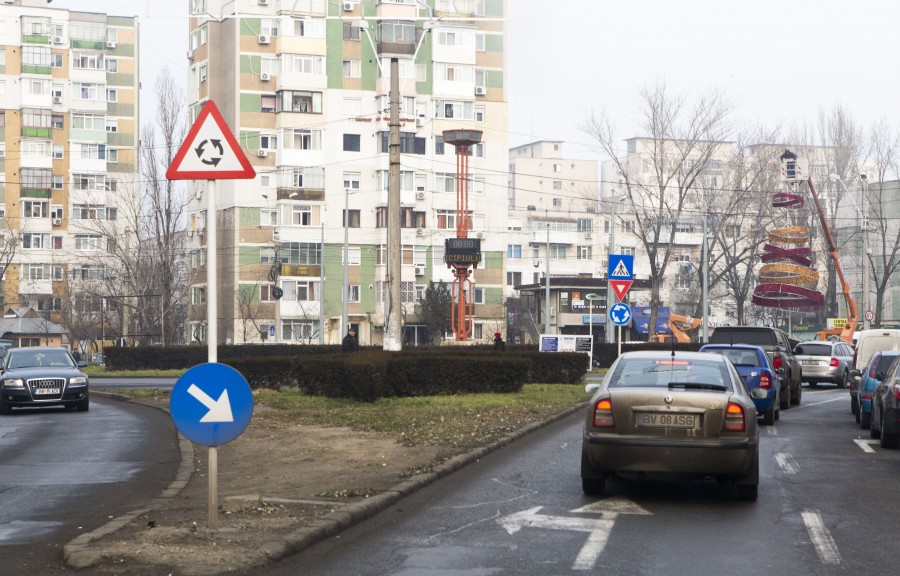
top-left (584, 383), bottom-right (600, 394)
top-left (876, 372), bottom-right (886, 380)
top-left (77, 360), bottom-right (88, 368)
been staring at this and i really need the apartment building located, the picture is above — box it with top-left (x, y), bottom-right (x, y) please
top-left (506, 141), bottom-right (601, 342)
top-left (184, 0), bottom-right (509, 346)
top-left (0, 0), bottom-right (138, 334)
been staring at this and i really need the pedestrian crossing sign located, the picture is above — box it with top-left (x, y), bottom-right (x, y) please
top-left (608, 255), bottom-right (634, 281)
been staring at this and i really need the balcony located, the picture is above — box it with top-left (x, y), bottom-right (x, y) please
top-left (279, 263), bottom-right (322, 277)
top-left (530, 229), bottom-right (578, 245)
top-left (20, 279), bottom-right (52, 295)
top-left (277, 188), bottom-right (324, 202)
top-left (280, 299), bottom-right (320, 319)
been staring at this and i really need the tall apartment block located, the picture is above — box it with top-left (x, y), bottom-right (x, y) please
top-left (184, 0), bottom-right (508, 346)
top-left (0, 0), bottom-right (138, 332)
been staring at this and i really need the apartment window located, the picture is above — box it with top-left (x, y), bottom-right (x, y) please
top-left (342, 209), bottom-right (361, 228)
top-left (261, 95), bottom-right (276, 113)
top-left (622, 246), bottom-right (636, 256)
top-left (378, 131), bottom-right (425, 154)
top-left (260, 133), bottom-right (278, 150)
top-left (436, 173), bottom-right (455, 193)
top-left (72, 114), bottom-right (104, 130)
top-left (107, 149), bottom-right (118, 163)
top-left (260, 284), bottom-right (276, 302)
top-left (577, 245), bottom-right (592, 260)
top-left (106, 58), bottom-right (118, 73)
top-left (191, 286), bottom-right (207, 305)
top-left (290, 129), bottom-right (321, 150)
top-left (261, 209), bottom-right (277, 226)
top-left (23, 200), bottom-right (49, 218)
top-left (291, 18), bottom-right (324, 38)
top-left (72, 51), bottom-right (102, 70)
top-left (52, 145), bottom-right (63, 159)
top-left (284, 280), bottom-right (319, 302)
top-left (291, 205), bottom-right (313, 226)
top-left (342, 22), bottom-right (360, 40)
top-left (75, 234), bottom-right (103, 252)
top-left (621, 220), bottom-right (635, 233)
top-left (106, 88), bottom-right (118, 103)
top-left (52, 175), bottom-right (64, 189)
top-left (507, 271), bottom-right (522, 287)
top-left (549, 244), bottom-right (566, 259)
top-left (553, 181), bottom-right (562, 190)
top-left (473, 287), bottom-right (485, 305)
top-left (291, 54), bottom-right (324, 75)
top-left (51, 114), bottom-right (63, 129)
top-left (507, 244), bottom-right (521, 259)
top-left (347, 285), bottom-right (360, 303)
top-left (342, 60), bottom-right (360, 78)
top-left (22, 233), bottom-right (47, 249)
top-left (279, 90), bottom-right (322, 113)
top-left (283, 321), bottom-right (314, 341)
top-left (435, 135), bottom-right (445, 155)
top-left (343, 172), bottom-right (360, 190)
top-left (342, 247), bottom-right (361, 265)
top-left (343, 134), bottom-right (361, 152)
top-left (552, 197), bottom-right (562, 206)
top-left (51, 53), bottom-right (63, 68)
top-left (80, 144), bottom-right (106, 160)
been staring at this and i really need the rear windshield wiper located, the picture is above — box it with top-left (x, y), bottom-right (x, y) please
top-left (668, 382), bottom-right (729, 391)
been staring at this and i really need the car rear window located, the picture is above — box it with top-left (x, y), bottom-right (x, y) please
top-left (794, 344), bottom-right (832, 356)
top-left (710, 330), bottom-right (774, 346)
top-left (702, 348), bottom-right (760, 366)
top-left (875, 355), bottom-right (899, 375)
top-left (610, 357), bottom-right (732, 389)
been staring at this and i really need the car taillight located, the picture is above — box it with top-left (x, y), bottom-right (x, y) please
top-left (893, 384), bottom-right (900, 402)
top-left (830, 358), bottom-right (839, 367)
top-left (759, 373), bottom-right (771, 390)
top-left (870, 366), bottom-right (878, 378)
top-left (723, 402), bottom-right (746, 432)
top-left (592, 398), bottom-right (615, 428)
top-left (773, 355), bottom-right (783, 371)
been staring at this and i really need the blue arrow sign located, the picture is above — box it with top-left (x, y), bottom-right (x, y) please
top-left (609, 303), bottom-right (632, 326)
top-left (170, 363), bottom-right (254, 447)
top-left (608, 255), bottom-right (634, 281)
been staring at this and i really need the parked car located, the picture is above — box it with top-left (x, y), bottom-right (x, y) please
top-left (709, 326), bottom-right (802, 408)
top-left (853, 329), bottom-right (900, 373)
top-left (871, 354), bottom-right (900, 448)
top-left (793, 340), bottom-right (854, 388)
top-left (0, 347), bottom-right (90, 414)
top-left (581, 350), bottom-right (759, 501)
top-left (852, 351), bottom-right (900, 429)
top-left (699, 344), bottom-right (780, 425)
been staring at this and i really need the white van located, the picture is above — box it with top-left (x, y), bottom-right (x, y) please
top-left (853, 329), bottom-right (900, 371)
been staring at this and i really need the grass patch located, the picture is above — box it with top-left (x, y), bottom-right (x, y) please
top-left (83, 366), bottom-right (187, 378)
top-left (254, 383), bottom-right (589, 454)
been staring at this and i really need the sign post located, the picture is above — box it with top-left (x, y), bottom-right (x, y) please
top-left (166, 100), bottom-right (256, 530)
top-left (609, 302), bottom-right (632, 358)
top-left (607, 255), bottom-right (634, 356)
top-left (585, 293), bottom-right (601, 370)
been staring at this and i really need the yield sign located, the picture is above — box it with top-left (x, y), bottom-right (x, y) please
top-left (610, 279), bottom-right (633, 301)
top-left (166, 100), bottom-right (256, 180)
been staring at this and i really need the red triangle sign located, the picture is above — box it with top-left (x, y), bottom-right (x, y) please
top-left (610, 279), bottom-right (633, 301)
top-left (166, 100), bottom-right (256, 180)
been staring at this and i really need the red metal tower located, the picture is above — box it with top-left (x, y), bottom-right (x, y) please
top-left (442, 129), bottom-right (483, 341)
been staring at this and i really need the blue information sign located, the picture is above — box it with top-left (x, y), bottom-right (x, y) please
top-left (170, 363), bottom-right (254, 447)
top-left (609, 303), bottom-right (633, 326)
top-left (608, 255), bottom-right (634, 280)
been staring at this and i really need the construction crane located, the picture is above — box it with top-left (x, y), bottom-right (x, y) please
top-left (647, 314), bottom-right (704, 344)
top-left (807, 175), bottom-right (858, 344)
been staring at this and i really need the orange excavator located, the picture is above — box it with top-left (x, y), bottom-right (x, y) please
top-left (647, 314), bottom-right (703, 344)
top-left (807, 178), bottom-right (858, 344)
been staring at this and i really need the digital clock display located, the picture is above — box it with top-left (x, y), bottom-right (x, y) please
top-left (445, 237), bottom-right (482, 266)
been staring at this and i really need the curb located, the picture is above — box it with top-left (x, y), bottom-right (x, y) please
top-left (63, 390), bottom-right (589, 572)
top-left (63, 391), bottom-right (196, 569)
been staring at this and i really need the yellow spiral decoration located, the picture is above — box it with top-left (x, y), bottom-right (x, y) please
top-left (758, 263), bottom-right (820, 286)
top-left (767, 226), bottom-right (809, 245)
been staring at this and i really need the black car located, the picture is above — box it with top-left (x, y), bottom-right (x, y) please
top-left (0, 347), bottom-right (90, 413)
top-left (870, 354), bottom-right (900, 448)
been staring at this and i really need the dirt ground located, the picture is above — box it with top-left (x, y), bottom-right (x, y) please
top-left (71, 396), bottom-right (447, 576)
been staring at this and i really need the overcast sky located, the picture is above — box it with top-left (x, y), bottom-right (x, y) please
top-left (51, 0), bottom-right (900, 162)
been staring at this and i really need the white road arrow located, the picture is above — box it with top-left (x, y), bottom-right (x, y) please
top-left (187, 384), bottom-right (234, 423)
top-left (497, 498), bottom-right (650, 570)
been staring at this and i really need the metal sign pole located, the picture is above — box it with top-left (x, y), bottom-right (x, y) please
top-left (206, 178), bottom-right (218, 531)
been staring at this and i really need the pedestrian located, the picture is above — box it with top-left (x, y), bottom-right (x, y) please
top-left (342, 327), bottom-right (359, 353)
top-left (72, 349), bottom-right (82, 362)
top-left (493, 331), bottom-right (505, 351)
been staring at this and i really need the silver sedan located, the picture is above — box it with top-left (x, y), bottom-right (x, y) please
top-left (581, 350), bottom-right (760, 501)
top-left (793, 340), bottom-right (855, 388)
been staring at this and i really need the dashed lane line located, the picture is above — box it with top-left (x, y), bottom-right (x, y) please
top-left (801, 510), bottom-right (842, 564)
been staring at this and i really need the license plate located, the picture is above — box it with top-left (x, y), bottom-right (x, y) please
top-left (802, 360), bottom-right (819, 365)
top-left (636, 412), bottom-right (697, 428)
top-left (35, 388), bottom-right (60, 395)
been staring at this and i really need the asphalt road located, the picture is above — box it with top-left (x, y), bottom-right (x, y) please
top-left (236, 385), bottom-right (897, 576)
top-left (0, 397), bottom-right (180, 574)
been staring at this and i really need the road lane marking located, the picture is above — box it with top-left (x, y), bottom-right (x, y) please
top-left (775, 452), bottom-right (799, 474)
top-left (853, 439), bottom-right (878, 453)
top-left (787, 395), bottom-right (846, 410)
top-left (802, 510), bottom-right (842, 564)
top-left (766, 426), bottom-right (778, 436)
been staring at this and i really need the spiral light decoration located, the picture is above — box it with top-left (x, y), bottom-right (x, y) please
top-left (751, 188), bottom-right (825, 310)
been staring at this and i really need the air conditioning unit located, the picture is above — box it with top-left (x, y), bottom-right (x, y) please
top-left (106, 41), bottom-right (117, 49)
top-left (476, 232), bottom-right (484, 239)
top-left (586, 206), bottom-right (597, 213)
top-left (584, 232), bottom-right (592, 239)
top-left (416, 115), bottom-right (425, 127)
top-left (187, 50), bottom-right (194, 60)
top-left (343, 1), bottom-right (354, 11)
top-left (474, 86), bottom-right (486, 95)
top-left (416, 228), bottom-right (425, 237)
top-left (414, 266), bottom-right (424, 276)
top-left (272, 228), bottom-right (280, 240)
top-left (258, 0), bottom-right (269, 4)
top-left (52, 218), bottom-right (61, 226)
top-left (527, 205), bottom-right (536, 211)
top-left (257, 149), bottom-right (268, 157)
top-left (52, 96), bottom-right (62, 104)
top-left (260, 72), bottom-right (271, 82)
top-left (416, 191), bottom-right (425, 200)
top-left (52, 36), bottom-right (63, 44)
top-left (258, 34), bottom-right (271, 45)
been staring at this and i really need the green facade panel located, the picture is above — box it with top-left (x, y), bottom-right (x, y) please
top-left (71, 128), bottom-right (106, 142)
top-left (107, 132), bottom-right (134, 147)
top-left (239, 130), bottom-right (260, 149)
top-left (239, 245), bottom-right (260, 265)
top-left (487, 70), bottom-right (503, 89)
top-left (241, 19), bottom-right (262, 36)
top-left (238, 283), bottom-right (259, 304)
top-left (22, 65), bottom-right (50, 75)
top-left (239, 207), bottom-right (260, 227)
top-left (240, 55), bottom-right (259, 74)
top-left (485, 34), bottom-right (504, 53)
top-left (485, 287), bottom-right (504, 306)
top-left (107, 16), bottom-right (136, 27)
top-left (107, 102), bottom-right (134, 117)
top-left (325, 19), bottom-right (343, 89)
top-left (483, 251), bottom-right (503, 270)
top-left (484, 0), bottom-right (505, 17)
top-left (107, 72), bottom-right (135, 86)
top-left (240, 93), bottom-right (261, 113)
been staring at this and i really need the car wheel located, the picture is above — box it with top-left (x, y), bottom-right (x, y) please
top-left (871, 418), bottom-right (881, 439)
top-left (775, 402), bottom-right (780, 421)
top-left (763, 403), bottom-right (776, 426)
top-left (75, 397), bottom-right (89, 412)
top-left (737, 483), bottom-right (758, 501)
top-left (851, 396), bottom-right (859, 416)
top-left (881, 431), bottom-right (899, 449)
top-left (0, 397), bottom-right (10, 415)
top-left (780, 387), bottom-right (790, 410)
top-left (791, 383), bottom-right (802, 406)
top-left (582, 476), bottom-right (605, 495)
top-left (838, 372), bottom-right (848, 389)
top-left (856, 411), bottom-right (861, 423)
top-left (861, 410), bottom-right (872, 429)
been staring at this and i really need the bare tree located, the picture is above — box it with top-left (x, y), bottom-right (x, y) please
top-left (863, 119), bottom-right (900, 326)
top-left (584, 82), bottom-right (733, 338)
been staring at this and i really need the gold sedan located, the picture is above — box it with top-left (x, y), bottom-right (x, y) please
top-left (581, 351), bottom-right (760, 501)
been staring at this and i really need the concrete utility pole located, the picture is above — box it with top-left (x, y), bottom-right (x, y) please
top-left (606, 193), bottom-right (617, 343)
top-left (544, 223), bottom-right (551, 334)
top-left (384, 58), bottom-right (402, 351)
